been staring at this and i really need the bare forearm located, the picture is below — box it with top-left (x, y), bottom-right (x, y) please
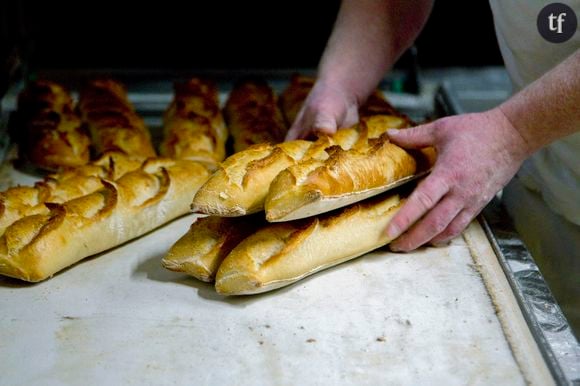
top-left (318, 0), bottom-right (434, 104)
top-left (500, 49), bottom-right (580, 155)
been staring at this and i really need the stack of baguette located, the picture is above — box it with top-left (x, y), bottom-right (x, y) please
top-left (15, 80), bottom-right (91, 170)
top-left (161, 78), bottom-right (227, 167)
top-left (163, 78), bottom-right (434, 295)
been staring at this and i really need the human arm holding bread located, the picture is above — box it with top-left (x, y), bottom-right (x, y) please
top-left (287, 0), bottom-right (580, 251)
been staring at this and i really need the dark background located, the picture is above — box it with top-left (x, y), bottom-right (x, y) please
top-left (1, 1), bottom-right (503, 90)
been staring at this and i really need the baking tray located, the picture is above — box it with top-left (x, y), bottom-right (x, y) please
top-left (0, 70), bottom-right (576, 385)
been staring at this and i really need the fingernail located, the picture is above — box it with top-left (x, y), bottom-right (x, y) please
top-left (386, 224), bottom-right (401, 239)
top-left (431, 240), bottom-right (451, 248)
top-left (389, 242), bottom-right (402, 252)
top-left (387, 128), bottom-right (400, 136)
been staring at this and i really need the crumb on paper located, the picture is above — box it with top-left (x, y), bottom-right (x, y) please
top-left (376, 336), bottom-right (386, 342)
top-left (306, 338), bottom-right (316, 343)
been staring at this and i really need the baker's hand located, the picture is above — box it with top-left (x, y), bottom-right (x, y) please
top-left (285, 80), bottom-right (360, 140)
top-left (385, 107), bottom-right (530, 251)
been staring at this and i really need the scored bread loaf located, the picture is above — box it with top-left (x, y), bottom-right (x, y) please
top-left (215, 192), bottom-right (402, 295)
top-left (15, 80), bottom-right (91, 170)
top-left (264, 132), bottom-right (420, 222)
top-left (162, 214), bottom-right (265, 282)
top-left (0, 152), bottom-right (142, 236)
top-left (191, 114), bottom-right (410, 217)
top-left (264, 112), bottom-right (435, 221)
top-left (0, 158), bottom-right (211, 282)
top-left (161, 78), bottom-right (227, 167)
top-left (223, 79), bottom-right (287, 153)
top-left (279, 74), bottom-right (315, 126)
top-left (78, 79), bottom-right (156, 159)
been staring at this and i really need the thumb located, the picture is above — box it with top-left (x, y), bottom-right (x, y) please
top-left (387, 122), bottom-right (436, 149)
top-left (311, 113), bottom-right (339, 136)
top-left (285, 111), bottom-right (339, 141)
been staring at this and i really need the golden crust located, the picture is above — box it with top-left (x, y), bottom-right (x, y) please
top-left (279, 74), bottom-right (315, 126)
top-left (191, 142), bottom-right (304, 216)
top-left (0, 158), bottom-right (211, 282)
top-left (161, 78), bottom-right (227, 166)
top-left (224, 79), bottom-right (288, 153)
top-left (0, 152), bottom-right (143, 240)
top-left (265, 133), bottom-right (417, 221)
top-left (162, 214), bottom-right (265, 282)
top-left (359, 90), bottom-right (414, 125)
top-left (78, 79), bottom-right (156, 159)
top-left (16, 80), bottom-right (91, 170)
top-left (215, 193), bottom-right (403, 295)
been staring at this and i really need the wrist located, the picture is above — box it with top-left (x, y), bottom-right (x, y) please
top-left (490, 106), bottom-right (534, 161)
top-left (311, 77), bottom-right (361, 109)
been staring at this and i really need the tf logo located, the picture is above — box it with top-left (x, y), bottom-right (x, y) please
top-left (537, 3), bottom-right (578, 43)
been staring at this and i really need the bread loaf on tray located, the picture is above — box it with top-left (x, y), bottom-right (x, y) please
top-left (215, 192), bottom-right (402, 295)
top-left (264, 132), bottom-right (419, 222)
top-left (162, 214), bottom-right (265, 282)
top-left (279, 74), bottom-right (315, 126)
top-left (263, 113), bottom-right (436, 222)
top-left (161, 78), bottom-right (227, 167)
top-left (223, 79), bottom-right (287, 153)
top-left (0, 152), bottom-right (142, 236)
top-left (0, 158), bottom-right (211, 282)
top-left (191, 114), bottom-right (411, 217)
top-left (15, 80), bottom-right (91, 170)
top-left (78, 79), bottom-right (156, 159)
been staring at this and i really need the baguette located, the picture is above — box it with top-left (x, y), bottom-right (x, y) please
top-left (359, 90), bottom-right (413, 123)
top-left (15, 80), bottom-right (91, 170)
top-left (0, 158), bottom-right (211, 282)
top-left (0, 152), bottom-right (142, 236)
top-left (191, 115), bottom-right (409, 217)
top-left (215, 193), bottom-right (402, 295)
top-left (223, 79), bottom-right (287, 153)
top-left (162, 214), bottom-right (265, 282)
top-left (264, 113), bottom-right (436, 222)
top-left (78, 79), bottom-right (156, 159)
top-left (265, 132), bottom-right (419, 222)
top-left (161, 78), bottom-right (227, 167)
top-left (279, 74), bottom-right (315, 126)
